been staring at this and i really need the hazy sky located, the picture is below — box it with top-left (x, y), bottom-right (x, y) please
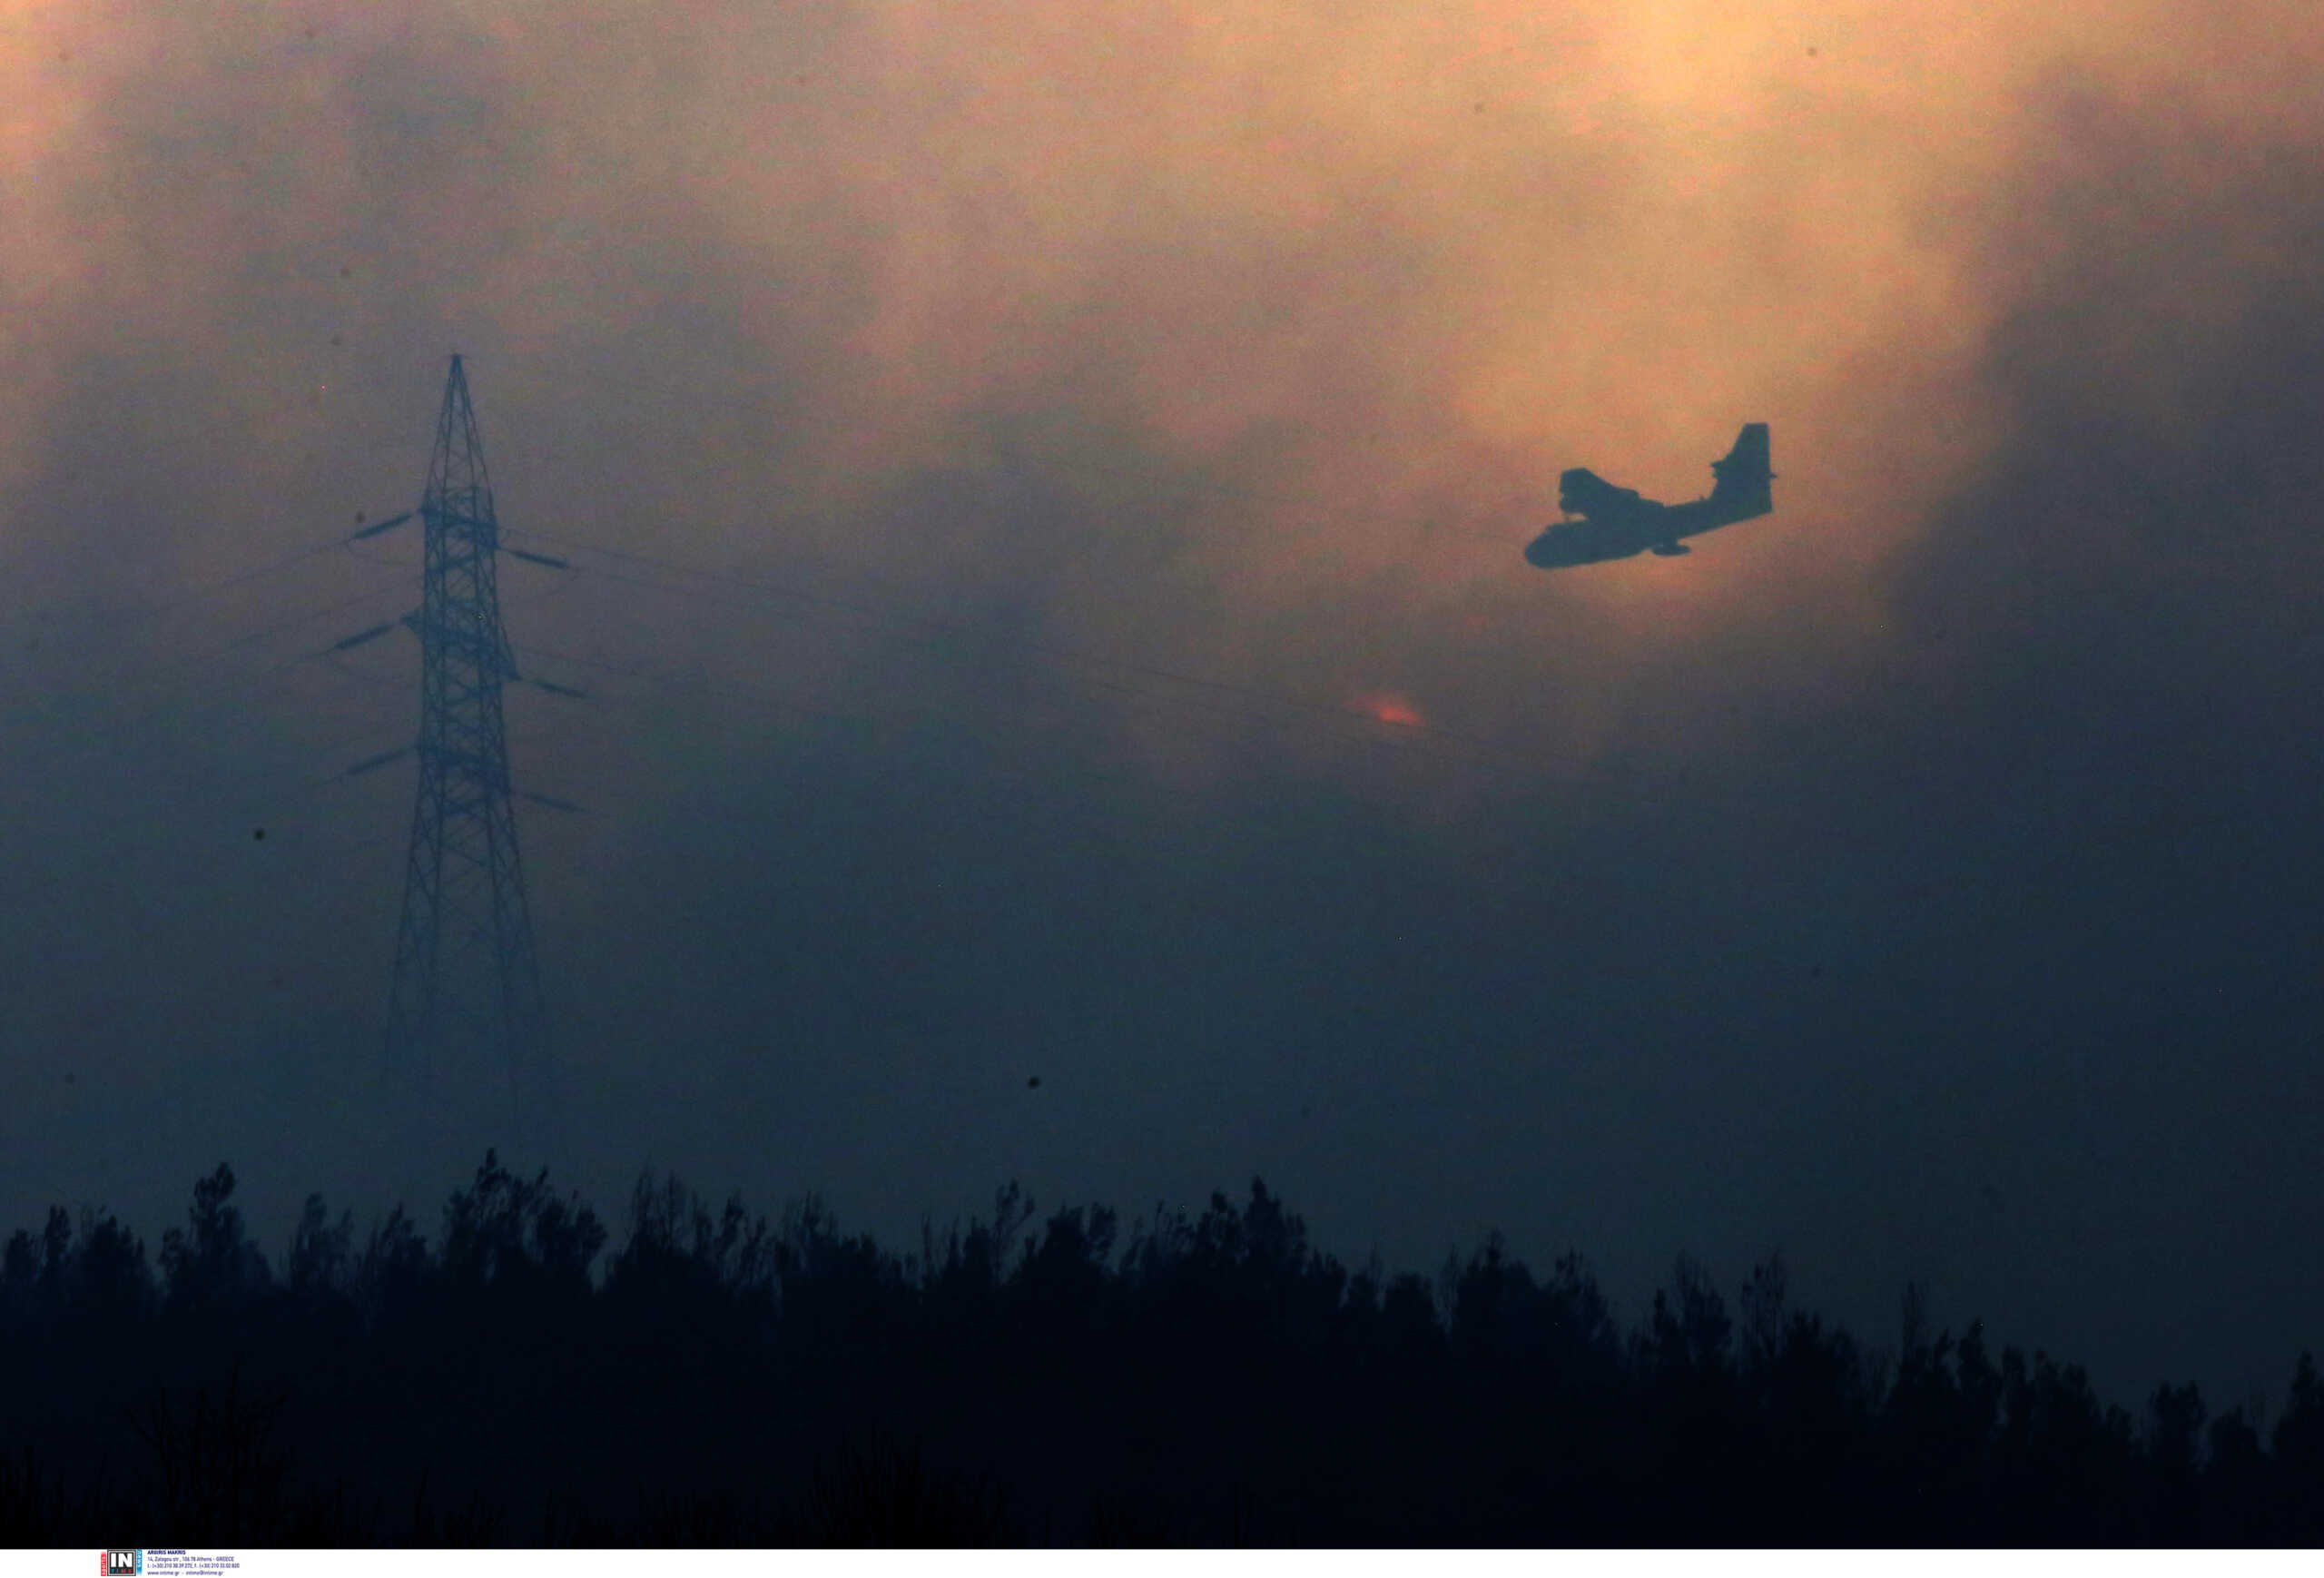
top-left (5, 0), bottom-right (2322, 1410)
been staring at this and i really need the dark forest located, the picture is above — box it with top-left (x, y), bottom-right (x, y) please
top-left (4, 1155), bottom-right (2319, 1545)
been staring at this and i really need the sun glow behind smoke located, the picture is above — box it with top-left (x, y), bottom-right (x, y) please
top-left (1365, 695), bottom-right (1425, 729)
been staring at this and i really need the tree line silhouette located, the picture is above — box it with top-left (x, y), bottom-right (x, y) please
top-left (2, 1153), bottom-right (2319, 1544)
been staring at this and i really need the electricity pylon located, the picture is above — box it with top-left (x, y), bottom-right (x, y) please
top-left (381, 354), bottom-right (548, 1129)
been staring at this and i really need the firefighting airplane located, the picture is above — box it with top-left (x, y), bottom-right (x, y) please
top-left (1523, 424), bottom-right (1773, 569)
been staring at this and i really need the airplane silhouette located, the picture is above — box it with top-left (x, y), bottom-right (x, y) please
top-left (1524, 424), bottom-right (1772, 569)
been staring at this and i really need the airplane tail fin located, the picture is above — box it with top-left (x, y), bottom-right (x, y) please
top-left (1709, 423), bottom-right (1772, 518)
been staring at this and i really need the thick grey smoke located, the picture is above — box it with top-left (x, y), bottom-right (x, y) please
top-left (3, 2), bottom-right (2321, 1408)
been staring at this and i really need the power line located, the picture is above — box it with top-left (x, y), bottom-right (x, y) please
top-left (77, 567), bottom-right (418, 731)
top-left (183, 573), bottom-right (415, 668)
top-left (7, 386), bottom-right (417, 589)
top-left (138, 538), bottom-right (353, 617)
top-left (1016, 451), bottom-right (1526, 547)
top-left (506, 629), bottom-right (1556, 918)
top-left (511, 605), bottom-right (1530, 808)
top-left (507, 621), bottom-right (1526, 846)
top-left (485, 383), bottom-right (1531, 548)
top-left (4, 530), bottom-right (374, 644)
top-left (502, 526), bottom-right (1547, 781)
top-left (75, 528), bottom-right (582, 722)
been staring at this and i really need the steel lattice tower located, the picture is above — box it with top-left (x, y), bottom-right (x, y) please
top-left (383, 355), bottom-right (547, 1126)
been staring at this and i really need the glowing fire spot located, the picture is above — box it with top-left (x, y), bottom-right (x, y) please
top-left (1365, 694), bottom-right (1424, 728)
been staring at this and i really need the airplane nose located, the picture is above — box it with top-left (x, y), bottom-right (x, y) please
top-left (1523, 535), bottom-right (1555, 567)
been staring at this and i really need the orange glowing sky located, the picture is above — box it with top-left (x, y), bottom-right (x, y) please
top-left (4, 0), bottom-right (2319, 780)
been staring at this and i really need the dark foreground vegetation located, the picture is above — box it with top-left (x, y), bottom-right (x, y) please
top-left (4, 1155), bottom-right (2319, 1545)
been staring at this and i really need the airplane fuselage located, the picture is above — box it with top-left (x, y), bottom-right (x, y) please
top-left (1522, 495), bottom-right (1769, 568)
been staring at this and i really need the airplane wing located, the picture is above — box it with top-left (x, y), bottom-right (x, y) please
top-left (1557, 468), bottom-right (1651, 519)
